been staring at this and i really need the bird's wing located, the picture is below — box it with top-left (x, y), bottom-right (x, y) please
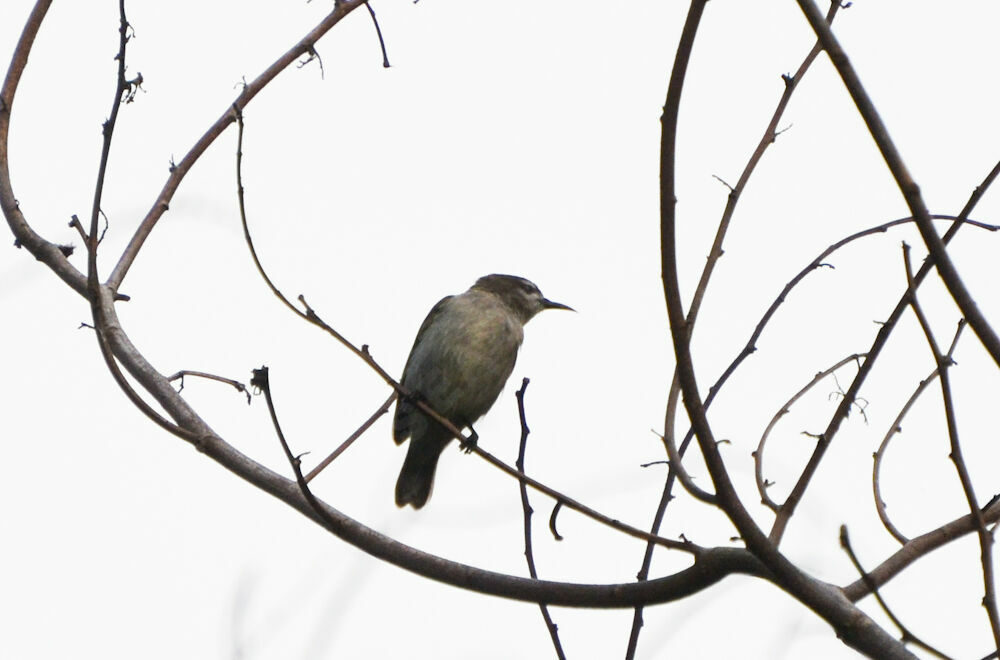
top-left (392, 295), bottom-right (453, 445)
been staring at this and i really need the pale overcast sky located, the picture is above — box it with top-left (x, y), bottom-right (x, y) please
top-left (3, 2), bottom-right (1000, 658)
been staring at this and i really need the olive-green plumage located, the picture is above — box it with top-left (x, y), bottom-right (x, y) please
top-left (392, 274), bottom-right (572, 508)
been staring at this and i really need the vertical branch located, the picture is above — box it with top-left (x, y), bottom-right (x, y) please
top-left (73, 1), bottom-right (197, 443)
top-left (872, 321), bottom-right (966, 545)
top-left (872, 367), bottom-right (938, 545)
top-left (658, 0), bottom-right (842, 505)
top-left (88, 0), bottom-right (131, 251)
top-left (659, 3), bottom-right (915, 657)
top-left (902, 244), bottom-right (1000, 651)
top-left (660, 0), bottom-right (768, 566)
top-left (514, 379), bottom-right (565, 660)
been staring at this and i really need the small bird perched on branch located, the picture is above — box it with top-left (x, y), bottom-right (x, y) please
top-left (393, 274), bottom-right (573, 508)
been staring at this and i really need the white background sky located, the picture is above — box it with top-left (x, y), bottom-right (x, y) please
top-left (3, 1), bottom-right (1000, 658)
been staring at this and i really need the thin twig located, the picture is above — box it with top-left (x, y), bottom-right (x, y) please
top-left (795, 0), bottom-right (1000, 372)
top-left (473, 439), bottom-right (696, 552)
top-left (167, 369), bottom-right (252, 404)
top-left (304, 392), bottom-right (396, 482)
top-left (106, 1), bottom-right (369, 291)
top-left (902, 242), bottom-right (1000, 649)
top-left (769, 172), bottom-right (1000, 547)
top-left (657, 0), bottom-right (846, 508)
top-left (787, 16), bottom-right (1000, 649)
top-left (872, 368), bottom-right (936, 546)
top-left (763, 156), bottom-right (1000, 549)
top-left (840, 526), bottom-right (953, 659)
top-left (515, 379), bottom-right (566, 660)
top-left (755, 353), bottom-right (865, 514)
top-left (78, 2), bottom-right (201, 446)
top-left (684, 0), bottom-right (844, 332)
top-left (872, 320), bottom-right (966, 545)
top-left (297, 46), bottom-right (325, 78)
top-left (364, 2), bottom-right (391, 68)
top-left (252, 367), bottom-right (338, 531)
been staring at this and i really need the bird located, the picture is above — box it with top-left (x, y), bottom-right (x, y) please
top-left (392, 274), bottom-right (573, 508)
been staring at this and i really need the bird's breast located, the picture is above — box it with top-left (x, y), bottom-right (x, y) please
top-left (404, 295), bottom-right (524, 423)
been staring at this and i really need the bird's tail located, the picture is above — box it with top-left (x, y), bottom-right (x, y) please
top-left (395, 427), bottom-right (451, 509)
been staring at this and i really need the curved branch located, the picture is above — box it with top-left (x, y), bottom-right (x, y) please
top-left (105, 0), bottom-right (369, 291)
top-left (754, 353), bottom-right (864, 512)
top-left (656, 0), bottom-right (847, 512)
top-left (101, 296), bottom-right (775, 607)
top-left (660, 2), bottom-right (915, 657)
top-left (769, 160), bottom-right (1000, 546)
top-left (5, 0), bottom-right (753, 611)
top-left (871, 368), bottom-right (937, 546)
top-left (872, 321), bottom-right (966, 545)
top-left (1, 1), bottom-right (91, 299)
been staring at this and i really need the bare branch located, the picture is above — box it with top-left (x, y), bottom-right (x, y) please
top-left (106, 1), bottom-right (370, 291)
top-left (768, 180), bottom-right (1000, 547)
top-left (651, 0), bottom-right (849, 511)
top-left (660, 2), bottom-right (915, 656)
top-left (364, 2), bottom-right (391, 68)
top-left (304, 393), bottom-right (396, 483)
top-left (755, 353), bottom-right (865, 514)
top-left (74, 1), bottom-right (204, 447)
top-left (872, 320), bottom-right (966, 545)
top-left (240, 370), bottom-right (772, 608)
top-left (902, 242), bottom-right (1000, 649)
top-left (795, 0), bottom-right (1000, 373)
top-left (844, 499), bottom-right (1000, 602)
top-left (840, 526), bottom-right (953, 659)
top-left (167, 370), bottom-right (252, 404)
top-left (515, 379), bottom-right (566, 660)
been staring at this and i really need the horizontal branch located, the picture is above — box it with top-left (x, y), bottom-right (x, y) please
top-left (843, 498), bottom-right (1000, 603)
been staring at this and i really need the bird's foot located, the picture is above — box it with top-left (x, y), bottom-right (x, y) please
top-left (460, 427), bottom-right (479, 454)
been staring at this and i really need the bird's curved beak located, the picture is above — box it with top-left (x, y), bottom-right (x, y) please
top-left (542, 298), bottom-right (575, 312)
